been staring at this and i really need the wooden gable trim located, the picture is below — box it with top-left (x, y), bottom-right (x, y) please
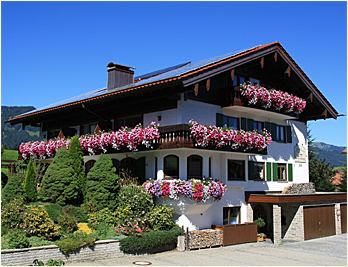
top-left (206, 79), bottom-right (210, 91)
top-left (245, 193), bottom-right (347, 203)
top-left (194, 83), bottom-right (199, 96)
top-left (231, 69), bottom-right (235, 81)
top-left (261, 57), bottom-right (264, 68)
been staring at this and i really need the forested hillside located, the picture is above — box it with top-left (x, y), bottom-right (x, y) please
top-left (1, 106), bottom-right (40, 148)
top-left (312, 142), bottom-right (346, 167)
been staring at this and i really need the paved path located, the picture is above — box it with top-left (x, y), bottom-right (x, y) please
top-left (66, 234), bottom-right (347, 266)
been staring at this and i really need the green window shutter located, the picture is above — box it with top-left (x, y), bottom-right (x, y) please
top-left (216, 113), bottom-right (223, 127)
top-left (286, 126), bottom-right (292, 143)
top-left (265, 122), bottom-right (271, 132)
top-left (247, 119), bottom-right (254, 131)
top-left (248, 161), bottom-right (255, 180)
top-left (136, 157), bottom-right (146, 184)
top-left (241, 117), bottom-right (247, 130)
top-left (273, 163), bottom-right (278, 181)
top-left (271, 123), bottom-right (277, 141)
top-left (111, 159), bottom-right (120, 175)
top-left (288, 163), bottom-right (293, 181)
top-left (266, 162), bottom-right (272, 181)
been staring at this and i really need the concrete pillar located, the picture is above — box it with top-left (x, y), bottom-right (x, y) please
top-left (246, 203), bottom-right (254, 222)
top-left (273, 204), bottom-right (282, 245)
top-left (335, 203), bottom-right (342, 235)
top-left (202, 156), bottom-right (209, 178)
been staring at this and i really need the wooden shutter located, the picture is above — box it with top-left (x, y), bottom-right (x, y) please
top-left (248, 161), bottom-right (255, 180)
top-left (288, 163), bottom-right (293, 181)
top-left (273, 163), bottom-right (278, 181)
top-left (271, 123), bottom-right (277, 140)
top-left (247, 119), bottom-right (254, 131)
top-left (136, 157), bottom-right (146, 184)
top-left (216, 113), bottom-right (224, 127)
top-left (111, 159), bottom-right (120, 175)
top-left (266, 162), bottom-right (272, 181)
top-left (241, 117), bottom-right (247, 130)
top-left (286, 126), bottom-right (292, 143)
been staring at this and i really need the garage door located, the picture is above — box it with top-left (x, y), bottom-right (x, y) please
top-left (304, 205), bottom-right (336, 240)
top-left (341, 204), bottom-right (347, 234)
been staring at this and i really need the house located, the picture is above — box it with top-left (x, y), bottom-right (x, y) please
top-left (9, 41), bottom-right (346, 245)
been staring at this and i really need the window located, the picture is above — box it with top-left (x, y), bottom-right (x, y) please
top-left (115, 115), bottom-right (143, 130)
top-left (253, 121), bottom-right (264, 132)
top-left (81, 124), bottom-right (97, 135)
top-left (223, 115), bottom-right (239, 130)
top-left (164, 155), bottom-right (179, 179)
top-left (85, 160), bottom-right (96, 175)
top-left (249, 162), bottom-right (265, 180)
top-left (277, 163), bottom-right (286, 180)
top-left (223, 207), bottom-right (240, 225)
top-left (250, 78), bottom-right (260, 86)
top-left (228, 160), bottom-right (245, 181)
top-left (276, 125), bottom-right (285, 142)
top-left (187, 155), bottom-right (202, 179)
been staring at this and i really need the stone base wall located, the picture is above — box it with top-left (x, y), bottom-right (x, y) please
top-left (1, 240), bottom-right (124, 266)
top-left (188, 229), bottom-right (222, 249)
top-left (281, 204), bottom-right (304, 241)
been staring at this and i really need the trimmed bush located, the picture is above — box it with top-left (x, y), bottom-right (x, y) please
top-left (68, 206), bottom-right (88, 223)
top-left (87, 207), bottom-right (116, 226)
top-left (55, 231), bottom-right (96, 254)
top-left (85, 154), bottom-right (120, 210)
top-left (120, 225), bottom-right (181, 252)
top-left (1, 198), bottom-right (26, 229)
top-left (69, 136), bottom-right (86, 202)
top-left (39, 146), bottom-right (79, 205)
top-left (113, 206), bottom-right (134, 224)
top-left (24, 159), bottom-right (37, 202)
top-left (2, 175), bottom-right (25, 202)
top-left (90, 223), bottom-right (123, 240)
top-left (117, 184), bottom-right (153, 215)
top-left (28, 236), bottom-right (55, 247)
top-left (2, 228), bottom-right (29, 249)
top-left (43, 203), bottom-right (63, 223)
top-left (57, 213), bottom-right (78, 234)
top-left (146, 204), bottom-right (175, 231)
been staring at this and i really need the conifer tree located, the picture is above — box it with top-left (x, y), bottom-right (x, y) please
top-left (39, 146), bottom-right (79, 205)
top-left (24, 159), bottom-right (37, 202)
top-left (2, 175), bottom-right (25, 202)
top-left (69, 136), bottom-right (86, 202)
top-left (85, 153), bottom-right (120, 210)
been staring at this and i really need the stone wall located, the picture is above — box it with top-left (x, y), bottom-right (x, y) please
top-left (1, 240), bottom-right (124, 266)
top-left (187, 229), bottom-right (223, 249)
top-left (282, 183), bottom-right (315, 194)
top-left (281, 203), bottom-right (304, 241)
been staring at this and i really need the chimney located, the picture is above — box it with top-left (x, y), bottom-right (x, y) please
top-left (107, 62), bottom-right (135, 91)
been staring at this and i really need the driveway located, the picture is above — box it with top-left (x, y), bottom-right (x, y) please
top-left (66, 234), bottom-right (347, 266)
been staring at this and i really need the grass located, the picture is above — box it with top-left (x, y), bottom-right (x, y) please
top-left (334, 167), bottom-right (346, 172)
top-left (27, 130), bottom-right (39, 137)
top-left (1, 149), bottom-right (19, 161)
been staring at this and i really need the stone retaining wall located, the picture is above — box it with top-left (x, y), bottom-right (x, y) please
top-left (187, 229), bottom-right (222, 249)
top-left (1, 240), bottom-right (124, 266)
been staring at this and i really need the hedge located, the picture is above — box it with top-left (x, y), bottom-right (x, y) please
top-left (120, 225), bottom-right (181, 252)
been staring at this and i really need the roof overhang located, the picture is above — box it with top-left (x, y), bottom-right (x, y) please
top-left (245, 192), bottom-right (347, 204)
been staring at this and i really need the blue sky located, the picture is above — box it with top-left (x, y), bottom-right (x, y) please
top-left (1, 1), bottom-right (347, 147)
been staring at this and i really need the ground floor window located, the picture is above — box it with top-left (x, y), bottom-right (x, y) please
top-left (277, 163), bottom-right (287, 180)
top-left (85, 160), bottom-right (96, 175)
top-left (223, 207), bottom-right (240, 225)
top-left (248, 161), bottom-right (265, 180)
top-left (228, 160), bottom-right (245, 180)
top-left (164, 155), bottom-right (179, 179)
top-left (187, 155), bottom-right (202, 179)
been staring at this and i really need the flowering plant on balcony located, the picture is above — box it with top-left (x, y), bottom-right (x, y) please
top-left (143, 178), bottom-right (227, 203)
top-left (188, 120), bottom-right (272, 151)
top-left (239, 82), bottom-right (306, 114)
top-left (19, 122), bottom-right (160, 160)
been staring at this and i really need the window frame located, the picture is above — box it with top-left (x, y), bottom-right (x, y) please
top-left (276, 125), bottom-right (286, 143)
top-left (222, 115), bottom-right (240, 130)
top-left (228, 159), bottom-right (245, 181)
top-left (114, 115), bottom-right (143, 130)
top-left (252, 162), bottom-right (265, 181)
top-left (277, 163), bottom-right (287, 181)
top-left (187, 155), bottom-right (203, 180)
top-left (253, 121), bottom-right (264, 133)
top-left (164, 155), bottom-right (179, 180)
top-left (223, 207), bottom-right (241, 225)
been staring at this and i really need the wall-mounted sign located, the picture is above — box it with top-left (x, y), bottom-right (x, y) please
top-left (294, 144), bottom-right (306, 163)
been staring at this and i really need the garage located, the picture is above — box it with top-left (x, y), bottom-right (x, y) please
top-left (341, 204), bottom-right (347, 233)
top-left (304, 205), bottom-right (336, 240)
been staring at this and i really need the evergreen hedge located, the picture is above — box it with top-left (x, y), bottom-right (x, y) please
top-left (69, 136), bottom-right (86, 202)
top-left (24, 159), bottom-right (37, 202)
top-left (85, 154), bottom-right (120, 210)
top-left (2, 175), bottom-right (25, 202)
top-left (119, 225), bottom-right (181, 252)
top-left (38, 146), bottom-right (79, 205)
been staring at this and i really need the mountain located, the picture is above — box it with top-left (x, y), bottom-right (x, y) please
top-left (312, 142), bottom-right (346, 167)
top-left (1, 106), bottom-right (40, 149)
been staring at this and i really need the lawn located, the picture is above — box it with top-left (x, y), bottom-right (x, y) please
top-left (1, 149), bottom-right (19, 175)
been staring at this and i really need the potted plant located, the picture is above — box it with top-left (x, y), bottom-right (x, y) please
top-left (254, 217), bottom-right (266, 241)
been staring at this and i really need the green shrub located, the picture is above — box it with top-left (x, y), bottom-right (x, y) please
top-left (68, 206), bottom-right (88, 223)
top-left (39, 146), bottom-right (79, 206)
top-left (85, 154), bottom-right (120, 210)
top-left (55, 231), bottom-right (95, 254)
top-left (24, 159), bottom-right (38, 202)
top-left (69, 136), bottom-right (86, 202)
top-left (2, 175), bottom-right (25, 202)
top-left (3, 228), bottom-right (29, 249)
top-left (90, 223), bottom-right (123, 240)
top-left (87, 208), bottom-right (116, 226)
top-left (113, 206), bottom-right (134, 224)
top-left (117, 217), bottom-right (150, 236)
top-left (33, 259), bottom-right (65, 266)
top-left (117, 184), bottom-right (153, 215)
top-left (22, 206), bottom-right (60, 240)
top-left (146, 204), bottom-right (175, 231)
top-left (81, 201), bottom-right (98, 214)
top-left (57, 213), bottom-right (78, 234)
top-left (29, 236), bottom-right (55, 247)
top-left (1, 198), bottom-right (26, 229)
top-left (120, 225), bottom-right (181, 252)
top-left (44, 203), bottom-right (63, 223)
